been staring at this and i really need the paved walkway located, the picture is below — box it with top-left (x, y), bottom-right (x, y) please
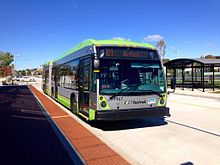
top-left (169, 87), bottom-right (220, 99)
top-left (0, 86), bottom-right (76, 165)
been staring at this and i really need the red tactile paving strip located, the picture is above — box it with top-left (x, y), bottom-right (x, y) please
top-left (29, 85), bottom-right (130, 165)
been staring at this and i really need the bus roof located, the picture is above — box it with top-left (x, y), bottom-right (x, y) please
top-left (43, 61), bottom-right (53, 66)
top-left (52, 39), bottom-right (155, 63)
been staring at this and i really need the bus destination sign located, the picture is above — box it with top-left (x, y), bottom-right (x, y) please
top-left (99, 48), bottom-right (158, 60)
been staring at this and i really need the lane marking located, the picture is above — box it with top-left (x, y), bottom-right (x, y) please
top-left (164, 118), bottom-right (220, 138)
top-left (52, 115), bottom-right (70, 119)
top-left (11, 115), bottom-right (46, 120)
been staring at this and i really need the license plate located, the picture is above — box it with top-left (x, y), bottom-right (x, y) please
top-left (148, 98), bottom-right (156, 104)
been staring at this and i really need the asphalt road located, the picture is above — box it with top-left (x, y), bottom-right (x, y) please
top-left (168, 94), bottom-right (220, 134)
top-left (0, 86), bottom-right (74, 165)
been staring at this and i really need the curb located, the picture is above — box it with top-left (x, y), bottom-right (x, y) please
top-left (28, 86), bottom-right (85, 165)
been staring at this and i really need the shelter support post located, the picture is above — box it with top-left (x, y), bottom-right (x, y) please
top-left (192, 63), bottom-right (194, 91)
top-left (182, 61), bottom-right (184, 90)
top-left (166, 67), bottom-right (168, 86)
top-left (212, 64), bottom-right (215, 91)
top-left (202, 65), bottom-right (205, 92)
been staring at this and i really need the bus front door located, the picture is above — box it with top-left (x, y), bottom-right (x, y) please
top-left (79, 58), bottom-right (90, 115)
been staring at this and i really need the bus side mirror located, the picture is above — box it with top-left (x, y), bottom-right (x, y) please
top-left (93, 59), bottom-right (100, 70)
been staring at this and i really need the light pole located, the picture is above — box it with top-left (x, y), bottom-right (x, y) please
top-left (14, 54), bottom-right (21, 76)
top-left (173, 49), bottom-right (179, 58)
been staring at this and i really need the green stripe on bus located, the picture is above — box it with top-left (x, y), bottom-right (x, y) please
top-left (56, 94), bottom-right (70, 109)
top-left (89, 109), bottom-right (96, 120)
top-left (44, 89), bottom-right (49, 95)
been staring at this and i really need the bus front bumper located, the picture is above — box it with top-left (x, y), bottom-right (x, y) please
top-left (95, 107), bottom-right (170, 121)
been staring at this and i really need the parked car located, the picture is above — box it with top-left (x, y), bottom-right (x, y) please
top-left (12, 76), bottom-right (17, 81)
top-left (29, 77), bottom-right (36, 82)
top-left (16, 76), bottom-right (22, 81)
top-left (12, 76), bottom-right (22, 81)
top-left (20, 76), bottom-right (34, 82)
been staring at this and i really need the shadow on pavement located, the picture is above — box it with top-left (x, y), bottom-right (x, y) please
top-left (90, 117), bottom-right (167, 131)
top-left (0, 86), bottom-right (74, 165)
top-left (181, 161), bottom-right (194, 165)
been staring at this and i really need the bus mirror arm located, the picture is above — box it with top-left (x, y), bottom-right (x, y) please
top-left (93, 59), bottom-right (100, 70)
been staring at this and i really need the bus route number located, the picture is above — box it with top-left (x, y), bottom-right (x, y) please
top-left (105, 49), bottom-right (113, 57)
top-left (109, 96), bottom-right (123, 101)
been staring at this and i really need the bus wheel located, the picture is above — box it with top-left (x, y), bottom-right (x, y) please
top-left (71, 95), bottom-right (77, 114)
top-left (51, 89), bottom-right (54, 98)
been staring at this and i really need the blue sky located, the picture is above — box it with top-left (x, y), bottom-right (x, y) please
top-left (0, 0), bottom-right (220, 70)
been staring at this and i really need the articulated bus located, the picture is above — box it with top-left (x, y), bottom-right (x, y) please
top-left (42, 39), bottom-right (170, 121)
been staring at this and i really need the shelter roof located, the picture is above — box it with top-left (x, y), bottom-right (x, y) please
top-left (194, 58), bottom-right (220, 64)
top-left (164, 58), bottom-right (220, 68)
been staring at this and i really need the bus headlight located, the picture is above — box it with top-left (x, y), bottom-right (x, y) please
top-left (100, 101), bottom-right (107, 108)
top-left (160, 98), bottom-right (164, 104)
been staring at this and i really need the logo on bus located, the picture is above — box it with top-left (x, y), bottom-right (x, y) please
top-left (124, 100), bottom-right (147, 105)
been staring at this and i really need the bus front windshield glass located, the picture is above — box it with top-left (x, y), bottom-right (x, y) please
top-left (100, 59), bottom-right (165, 95)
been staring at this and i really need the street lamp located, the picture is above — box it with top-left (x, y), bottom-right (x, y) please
top-left (14, 54), bottom-right (21, 76)
top-left (173, 49), bottom-right (179, 58)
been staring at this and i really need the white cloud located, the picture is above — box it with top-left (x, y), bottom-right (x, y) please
top-left (112, 37), bottom-right (130, 41)
top-left (144, 34), bottom-right (163, 42)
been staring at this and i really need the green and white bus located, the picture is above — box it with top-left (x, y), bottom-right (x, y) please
top-left (42, 39), bottom-right (170, 121)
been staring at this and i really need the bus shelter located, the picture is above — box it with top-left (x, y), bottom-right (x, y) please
top-left (164, 58), bottom-right (220, 91)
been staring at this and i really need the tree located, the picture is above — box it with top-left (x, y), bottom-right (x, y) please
top-left (0, 51), bottom-right (14, 66)
top-left (17, 70), bottom-right (26, 76)
top-left (156, 40), bottom-right (166, 58)
top-left (162, 58), bottom-right (170, 64)
top-left (26, 69), bottom-right (32, 76)
top-left (0, 51), bottom-right (14, 77)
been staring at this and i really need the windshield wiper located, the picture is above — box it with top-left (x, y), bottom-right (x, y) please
top-left (109, 84), bottom-right (138, 100)
top-left (109, 87), bottom-right (129, 100)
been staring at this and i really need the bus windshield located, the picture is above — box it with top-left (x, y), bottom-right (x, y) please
top-left (99, 59), bottom-right (165, 95)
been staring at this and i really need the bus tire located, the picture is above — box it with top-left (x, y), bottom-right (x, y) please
top-left (70, 94), bottom-right (77, 114)
top-left (51, 87), bottom-right (54, 98)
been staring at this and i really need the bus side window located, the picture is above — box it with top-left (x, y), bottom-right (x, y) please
top-left (91, 71), bottom-right (97, 93)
